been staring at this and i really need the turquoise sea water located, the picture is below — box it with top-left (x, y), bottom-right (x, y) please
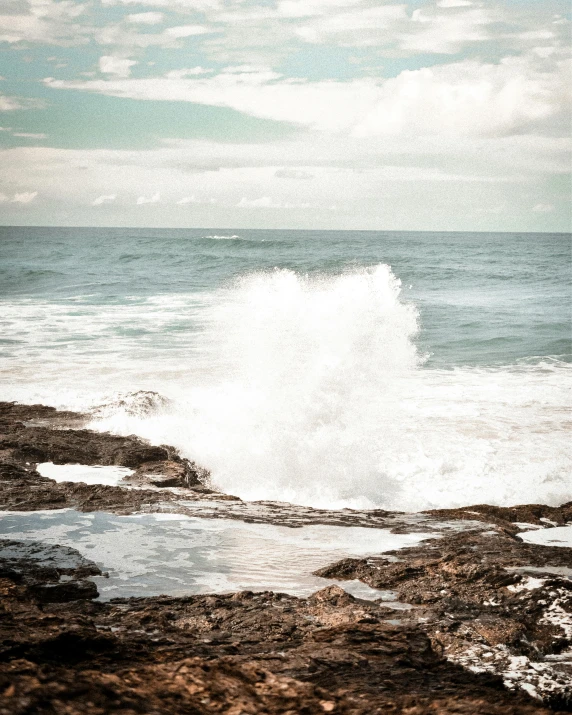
top-left (1, 227), bottom-right (570, 367)
top-left (0, 227), bottom-right (570, 510)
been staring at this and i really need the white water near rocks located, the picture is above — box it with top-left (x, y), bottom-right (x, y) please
top-left (1, 229), bottom-right (570, 512)
top-left (520, 525), bottom-right (572, 549)
top-left (0, 509), bottom-right (434, 600)
top-left (88, 267), bottom-right (571, 511)
top-left (37, 463), bottom-right (134, 487)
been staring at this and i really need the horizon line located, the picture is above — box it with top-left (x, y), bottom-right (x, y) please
top-left (0, 225), bottom-right (570, 236)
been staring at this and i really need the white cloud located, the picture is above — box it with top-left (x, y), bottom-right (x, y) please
top-left (275, 168), bottom-right (314, 179)
top-left (277, 0), bottom-right (365, 20)
top-left (44, 54), bottom-right (570, 139)
top-left (11, 191), bottom-right (38, 203)
top-left (127, 12), bottom-right (164, 25)
top-left (236, 196), bottom-right (311, 208)
top-left (99, 56), bottom-right (138, 78)
top-left (437, 0), bottom-right (473, 7)
top-left (294, 5), bottom-right (407, 46)
top-left (101, 0), bottom-right (220, 7)
top-left (12, 132), bottom-right (47, 139)
top-left (0, 0), bottom-right (88, 46)
top-left (199, 0), bottom-right (506, 59)
top-left (94, 22), bottom-right (214, 50)
top-left (352, 56), bottom-right (569, 137)
top-left (136, 192), bottom-right (161, 204)
top-left (532, 202), bottom-right (554, 213)
top-left (0, 192), bottom-right (8, 202)
top-left (176, 195), bottom-right (216, 204)
top-left (237, 196), bottom-right (281, 208)
top-left (0, 137), bottom-right (567, 230)
top-left (0, 1), bottom-right (569, 231)
top-left (92, 194), bottom-right (117, 205)
top-left (165, 67), bottom-right (213, 79)
top-left (164, 25), bottom-right (210, 38)
top-left (0, 95), bottom-right (27, 111)
top-left (403, 6), bottom-right (492, 54)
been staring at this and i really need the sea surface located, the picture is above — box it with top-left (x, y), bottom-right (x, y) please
top-left (1, 227), bottom-right (570, 511)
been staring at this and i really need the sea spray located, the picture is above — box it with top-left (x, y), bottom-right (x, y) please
top-left (186, 264), bottom-right (421, 507)
top-left (90, 265), bottom-right (572, 511)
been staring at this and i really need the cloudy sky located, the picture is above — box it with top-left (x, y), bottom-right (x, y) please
top-left (0, 0), bottom-right (570, 230)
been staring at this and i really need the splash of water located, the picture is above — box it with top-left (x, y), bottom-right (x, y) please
top-left (92, 264), bottom-right (572, 511)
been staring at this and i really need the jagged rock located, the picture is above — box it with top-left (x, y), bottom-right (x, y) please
top-left (0, 539), bottom-right (101, 603)
top-left (427, 503), bottom-right (572, 532)
top-left (314, 530), bottom-right (572, 708)
top-left (0, 543), bottom-right (558, 715)
top-left (0, 401), bottom-right (220, 512)
top-left (127, 459), bottom-right (204, 488)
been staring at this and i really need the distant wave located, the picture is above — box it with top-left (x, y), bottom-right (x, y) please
top-left (199, 234), bottom-right (287, 247)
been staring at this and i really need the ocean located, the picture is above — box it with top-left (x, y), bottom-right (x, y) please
top-left (1, 227), bottom-right (570, 512)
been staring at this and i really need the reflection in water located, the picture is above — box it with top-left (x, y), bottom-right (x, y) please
top-left (0, 509), bottom-right (433, 600)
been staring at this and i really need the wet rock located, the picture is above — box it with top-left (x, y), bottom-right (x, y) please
top-left (126, 458), bottom-right (208, 489)
top-left (0, 462), bottom-right (179, 512)
top-left (427, 503), bottom-right (572, 533)
top-left (0, 401), bottom-right (222, 513)
top-left (314, 530), bottom-right (572, 707)
top-left (2, 425), bottom-right (171, 468)
top-left (1, 401), bottom-right (571, 711)
top-left (0, 544), bottom-right (557, 714)
top-left (0, 539), bottom-right (101, 603)
top-left (0, 401), bottom-right (84, 429)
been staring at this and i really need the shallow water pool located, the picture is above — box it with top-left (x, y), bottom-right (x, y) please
top-left (0, 508), bottom-right (434, 601)
top-left (36, 462), bottom-right (134, 487)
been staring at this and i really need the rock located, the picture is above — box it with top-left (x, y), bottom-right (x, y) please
top-left (0, 401), bottom-right (84, 428)
top-left (0, 542), bottom-right (557, 714)
top-left (314, 529), bottom-right (572, 708)
top-left (0, 401), bottom-right (570, 711)
top-left (1, 425), bottom-right (171, 468)
top-left (0, 401), bottom-right (219, 513)
top-left (126, 459), bottom-right (206, 488)
top-left (0, 539), bottom-right (101, 602)
top-left (427, 503), bottom-right (572, 532)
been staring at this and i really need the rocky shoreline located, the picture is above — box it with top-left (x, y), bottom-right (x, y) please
top-left (0, 401), bottom-right (570, 713)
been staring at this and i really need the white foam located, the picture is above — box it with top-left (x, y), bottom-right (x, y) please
top-left (519, 525), bottom-right (572, 548)
top-left (507, 576), bottom-right (546, 592)
top-left (507, 565), bottom-right (572, 578)
top-left (2, 265), bottom-right (571, 511)
top-left (36, 463), bottom-right (134, 487)
top-left (92, 268), bottom-right (572, 511)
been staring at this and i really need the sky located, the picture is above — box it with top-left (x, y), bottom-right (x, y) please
top-left (0, 0), bottom-right (570, 231)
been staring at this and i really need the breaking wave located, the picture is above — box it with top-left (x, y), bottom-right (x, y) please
top-left (89, 265), bottom-right (572, 511)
